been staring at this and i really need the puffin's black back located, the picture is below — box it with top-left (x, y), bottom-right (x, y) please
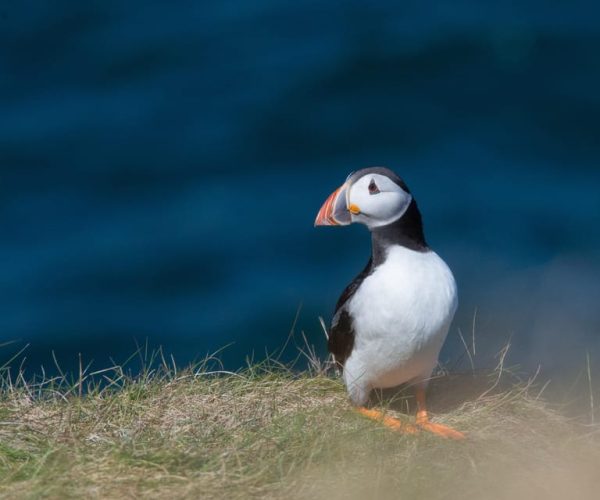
top-left (327, 258), bottom-right (374, 367)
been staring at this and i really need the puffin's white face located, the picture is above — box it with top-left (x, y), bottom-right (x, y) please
top-left (315, 169), bottom-right (413, 229)
top-left (346, 173), bottom-right (412, 228)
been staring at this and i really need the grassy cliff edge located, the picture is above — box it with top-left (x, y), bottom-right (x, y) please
top-left (1, 359), bottom-right (599, 499)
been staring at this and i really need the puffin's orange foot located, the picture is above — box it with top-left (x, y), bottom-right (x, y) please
top-left (357, 407), bottom-right (419, 434)
top-left (417, 421), bottom-right (465, 439)
top-left (416, 411), bottom-right (465, 440)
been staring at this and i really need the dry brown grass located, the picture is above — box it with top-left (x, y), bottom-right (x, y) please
top-left (1, 353), bottom-right (599, 500)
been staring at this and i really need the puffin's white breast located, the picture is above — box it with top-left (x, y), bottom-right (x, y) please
top-left (345, 245), bottom-right (457, 391)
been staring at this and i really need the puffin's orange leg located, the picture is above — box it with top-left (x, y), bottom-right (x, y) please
top-left (357, 407), bottom-right (419, 434)
top-left (415, 386), bottom-right (465, 440)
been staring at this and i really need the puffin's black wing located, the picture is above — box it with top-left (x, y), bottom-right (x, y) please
top-left (328, 258), bottom-right (374, 368)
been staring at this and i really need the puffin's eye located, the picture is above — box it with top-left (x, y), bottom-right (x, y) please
top-left (368, 179), bottom-right (380, 195)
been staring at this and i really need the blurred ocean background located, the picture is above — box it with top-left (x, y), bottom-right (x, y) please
top-left (1, 1), bottom-right (599, 380)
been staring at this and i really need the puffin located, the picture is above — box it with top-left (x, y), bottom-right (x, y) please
top-left (315, 167), bottom-right (464, 439)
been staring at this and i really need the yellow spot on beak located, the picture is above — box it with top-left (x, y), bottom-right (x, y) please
top-left (348, 204), bottom-right (361, 215)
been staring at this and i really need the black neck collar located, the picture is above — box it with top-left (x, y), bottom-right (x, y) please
top-left (370, 199), bottom-right (429, 266)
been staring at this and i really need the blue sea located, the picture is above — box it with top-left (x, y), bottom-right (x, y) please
top-left (0, 1), bottom-right (599, 380)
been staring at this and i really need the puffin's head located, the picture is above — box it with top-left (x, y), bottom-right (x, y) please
top-left (314, 167), bottom-right (413, 229)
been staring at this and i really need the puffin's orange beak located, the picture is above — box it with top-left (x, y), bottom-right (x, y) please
top-left (314, 182), bottom-right (353, 226)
